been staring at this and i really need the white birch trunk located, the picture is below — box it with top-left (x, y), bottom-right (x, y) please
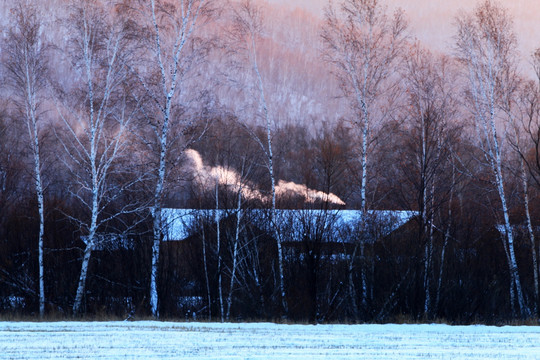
top-left (150, 207), bottom-right (162, 317)
top-left (269, 148), bottom-right (288, 317)
top-left (216, 182), bottom-right (224, 322)
top-left (150, 117), bottom-right (170, 317)
top-left (250, 31), bottom-right (288, 317)
top-left (424, 181), bottom-right (435, 317)
top-left (419, 107), bottom-right (430, 317)
top-left (348, 243), bottom-right (359, 318)
top-left (147, 0), bottom-right (205, 318)
top-left (73, 231), bottom-right (95, 314)
top-left (351, 65), bottom-right (370, 317)
top-left (436, 163), bottom-right (455, 313)
top-left (226, 191), bottom-right (242, 320)
top-left (73, 13), bottom-right (99, 314)
top-left (360, 104), bottom-right (369, 213)
top-left (436, 212), bottom-right (449, 314)
top-left (55, 2), bottom-right (136, 316)
top-left (73, 127), bottom-right (100, 314)
top-left (496, 157), bottom-right (528, 317)
top-left (349, 66), bottom-right (370, 214)
top-left (508, 114), bottom-right (538, 315)
top-left (27, 72), bottom-right (45, 318)
top-left (65, 6), bottom-right (127, 315)
top-left (7, 4), bottom-right (48, 318)
top-left (73, 32), bottom-right (100, 313)
top-left (37, 167), bottom-right (44, 317)
top-left (519, 158), bottom-right (538, 315)
top-left (458, 2), bottom-right (530, 318)
top-left (457, 4), bottom-right (529, 317)
top-left (322, 0), bottom-right (406, 321)
top-left (491, 124), bottom-right (529, 317)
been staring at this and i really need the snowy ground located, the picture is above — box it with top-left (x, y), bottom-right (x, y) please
top-left (1, 321), bottom-right (539, 359)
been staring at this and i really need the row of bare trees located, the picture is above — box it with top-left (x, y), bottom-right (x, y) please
top-left (0, 0), bottom-right (215, 318)
top-left (1, 0), bottom-right (540, 321)
top-left (320, 0), bottom-right (540, 320)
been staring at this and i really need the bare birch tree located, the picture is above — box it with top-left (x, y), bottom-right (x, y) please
top-left (120, 0), bottom-right (214, 318)
top-left (455, 0), bottom-right (530, 318)
top-left (224, 157), bottom-right (249, 321)
top-left (321, 0), bottom-right (407, 213)
top-left (521, 50), bottom-right (540, 191)
top-left (215, 182), bottom-right (224, 321)
top-left (521, 49), bottom-right (540, 315)
top-left (508, 69), bottom-right (540, 316)
top-left (321, 0), bottom-right (406, 319)
top-left (3, 2), bottom-right (49, 317)
top-left (56, 0), bottom-right (137, 314)
top-left (225, 187), bottom-right (242, 321)
top-left (401, 44), bottom-right (458, 318)
top-left (226, 0), bottom-right (288, 317)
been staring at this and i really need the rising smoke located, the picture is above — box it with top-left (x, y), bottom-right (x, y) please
top-left (275, 180), bottom-right (345, 206)
top-left (184, 149), bottom-right (345, 206)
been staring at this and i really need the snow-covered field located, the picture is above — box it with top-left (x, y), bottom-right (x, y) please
top-left (1, 321), bottom-right (539, 359)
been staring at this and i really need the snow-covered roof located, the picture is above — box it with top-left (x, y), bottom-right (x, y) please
top-left (162, 208), bottom-right (417, 242)
top-left (161, 208), bottom-right (225, 242)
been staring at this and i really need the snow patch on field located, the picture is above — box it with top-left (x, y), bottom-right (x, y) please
top-left (1, 321), bottom-right (539, 359)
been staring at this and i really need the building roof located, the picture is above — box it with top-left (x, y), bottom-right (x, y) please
top-left (162, 208), bottom-right (418, 243)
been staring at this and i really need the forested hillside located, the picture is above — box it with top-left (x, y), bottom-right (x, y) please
top-left (1, 0), bottom-right (540, 323)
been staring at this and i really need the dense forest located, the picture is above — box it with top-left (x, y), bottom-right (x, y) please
top-left (1, 0), bottom-right (540, 324)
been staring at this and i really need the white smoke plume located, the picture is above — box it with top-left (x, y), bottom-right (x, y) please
top-left (184, 149), bottom-right (265, 201)
top-left (184, 149), bottom-right (345, 206)
top-left (276, 180), bottom-right (346, 206)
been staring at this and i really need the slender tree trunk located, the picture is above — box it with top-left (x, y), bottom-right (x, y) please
top-left (348, 244), bottom-right (359, 319)
top-left (29, 102), bottom-right (45, 317)
top-left (10, 5), bottom-right (48, 318)
top-left (360, 241), bottom-right (368, 309)
top-left (360, 103), bottom-right (369, 213)
top-left (355, 80), bottom-right (369, 320)
top-left (494, 147), bottom-right (529, 318)
top-left (37, 176), bottom-right (44, 317)
top-left (73, 29), bottom-right (100, 315)
top-left (519, 158), bottom-right (538, 315)
top-left (252, 40), bottom-right (287, 317)
top-left (488, 103), bottom-right (526, 317)
top-left (249, 234), bottom-right (266, 317)
top-left (350, 70), bottom-right (370, 215)
top-left (269, 164), bottom-right (288, 317)
top-left (216, 183), bottom-right (224, 322)
top-left (420, 112), bottom-right (431, 318)
top-left (73, 119), bottom-right (99, 314)
top-left (370, 243), bottom-right (375, 303)
top-left (150, 106), bottom-right (171, 319)
top-left (435, 210), bottom-right (449, 315)
top-left (150, 207), bottom-right (162, 318)
top-left (226, 191), bottom-right (242, 320)
top-left (201, 215), bottom-right (211, 320)
top-left (73, 240), bottom-right (94, 314)
top-left (73, 216), bottom-right (97, 314)
top-left (500, 232), bottom-right (516, 316)
top-left (436, 164), bottom-right (455, 314)
top-left (423, 235), bottom-right (432, 317)
top-left (456, 0), bottom-right (529, 319)
top-left (424, 174), bottom-right (437, 318)
top-left (508, 108), bottom-right (538, 316)
top-left (147, 0), bottom-right (205, 318)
